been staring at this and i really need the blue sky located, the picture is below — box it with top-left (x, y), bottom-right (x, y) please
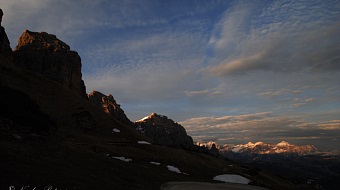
top-left (2, 0), bottom-right (340, 150)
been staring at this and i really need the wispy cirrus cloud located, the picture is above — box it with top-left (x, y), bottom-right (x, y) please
top-left (207, 1), bottom-right (340, 75)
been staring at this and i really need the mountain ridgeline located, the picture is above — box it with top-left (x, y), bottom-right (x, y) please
top-left (8, 29), bottom-right (194, 149)
top-left (1, 21), bottom-right (338, 189)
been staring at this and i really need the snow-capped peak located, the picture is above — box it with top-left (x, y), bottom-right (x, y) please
top-left (276, 141), bottom-right (291, 147)
top-left (245, 142), bottom-right (255, 147)
top-left (219, 141), bottom-right (317, 155)
top-left (135, 113), bottom-right (164, 122)
top-left (254, 142), bottom-right (264, 146)
top-left (135, 116), bottom-right (150, 122)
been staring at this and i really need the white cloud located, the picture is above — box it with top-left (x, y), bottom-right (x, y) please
top-left (305, 98), bottom-right (316, 103)
top-left (258, 88), bottom-right (288, 98)
top-left (184, 89), bottom-right (222, 97)
top-left (291, 90), bottom-right (302, 94)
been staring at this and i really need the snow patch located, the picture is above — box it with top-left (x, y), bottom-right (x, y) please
top-left (276, 141), bottom-right (290, 147)
top-left (213, 174), bottom-right (251, 184)
top-left (136, 116), bottom-right (150, 122)
top-left (112, 128), bottom-right (120, 133)
top-left (232, 147), bottom-right (241, 153)
top-left (138, 141), bottom-right (151, 145)
top-left (275, 149), bottom-right (287, 153)
top-left (112, 156), bottom-right (132, 162)
top-left (254, 142), bottom-right (264, 146)
top-left (150, 162), bottom-right (161, 165)
top-left (167, 165), bottom-right (182, 174)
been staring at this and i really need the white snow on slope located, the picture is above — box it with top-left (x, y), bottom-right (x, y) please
top-left (276, 141), bottom-right (290, 147)
top-left (138, 141), bottom-right (151, 144)
top-left (150, 162), bottom-right (161, 165)
top-left (112, 128), bottom-right (120, 133)
top-left (136, 116), bottom-right (150, 122)
top-left (167, 165), bottom-right (182, 174)
top-left (213, 174), bottom-right (250, 184)
top-left (112, 156), bottom-right (132, 162)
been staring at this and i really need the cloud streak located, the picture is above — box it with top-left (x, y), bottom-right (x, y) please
top-left (180, 112), bottom-right (340, 150)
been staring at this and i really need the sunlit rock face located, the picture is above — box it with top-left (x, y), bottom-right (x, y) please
top-left (134, 113), bottom-right (194, 149)
top-left (88, 91), bottom-right (132, 126)
top-left (13, 30), bottom-right (87, 98)
top-left (220, 141), bottom-right (317, 156)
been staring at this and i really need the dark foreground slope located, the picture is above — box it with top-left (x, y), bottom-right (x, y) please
top-left (0, 56), bottom-right (300, 190)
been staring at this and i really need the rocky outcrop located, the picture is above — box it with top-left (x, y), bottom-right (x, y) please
top-left (0, 9), bottom-right (12, 61)
top-left (0, 26), bottom-right (12, 61)
top-left (134, 113), bottom-right (194, 149)
top-left (88, 91), bottom-right (132, 126)
top-left (195, 141), bottom-right (221, 157)
top-left (13, 30), bottom-right (87, 98)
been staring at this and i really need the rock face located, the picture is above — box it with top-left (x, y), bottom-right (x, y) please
top-left (88, 91), bottom-right (132, 126)
top-left (196, 141), bottom-right (221, 157)
top-left (0, 26), bottom-right (12, 60)
top-left (134, 113), bottom-right (194, 149)
top-left (13, 30), bottom-right (87, 98)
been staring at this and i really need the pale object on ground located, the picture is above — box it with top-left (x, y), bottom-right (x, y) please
top-left (112, 156), bottom-right (132, 162)
top-left (167, 165), bottom-right (182, 174)
top-left (150, 161), bottom-right (161, 165)
top-left (138, 141), bottom-right (151, 144)
top-left (213, 174), bottom-right (250, 184)
top-left (112, 128), bottom-right (120, 133)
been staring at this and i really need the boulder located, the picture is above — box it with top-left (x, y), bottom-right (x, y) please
top-left (134, 113), bottom-right (194, 149)
top-left (13, 30), bottom-right (87, 98)
top-left (88, 91), bottom-right (132, 126)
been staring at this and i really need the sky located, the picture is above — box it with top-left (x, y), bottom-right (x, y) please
top-left (1, 0), bottom-right (339, 151)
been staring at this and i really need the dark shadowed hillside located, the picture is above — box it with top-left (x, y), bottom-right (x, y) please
top-left (0, 27), bottom-right (304, 190)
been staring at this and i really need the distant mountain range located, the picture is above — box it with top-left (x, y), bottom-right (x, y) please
top-left (197, 141), bottom-right (319, 156)
top-left (196, 141), bottom-right (340, 189)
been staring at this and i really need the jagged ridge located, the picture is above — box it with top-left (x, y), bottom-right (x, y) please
top-left (134, 113), bottom-right (194, 149)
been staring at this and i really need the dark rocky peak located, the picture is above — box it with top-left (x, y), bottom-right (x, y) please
top-left (88, 91), bottom-right (132, 126)
top-left (134, 113), bottom-right (194, 150)
top-left (0, 10), bottom-right (12, 61)
top-left (13, 30), bottom-right (87, 98)
top-left (15, 30), bottom-right (70, 52)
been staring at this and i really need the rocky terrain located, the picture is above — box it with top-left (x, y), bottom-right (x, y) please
top-left (13, 30), bottom-right (87, 99)
top-left (0, 20), bottom-right (328, 189)
top-left (88, 90), bottom-right (132, 126)
top-left (134, 113), bottom-right (194, 150)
